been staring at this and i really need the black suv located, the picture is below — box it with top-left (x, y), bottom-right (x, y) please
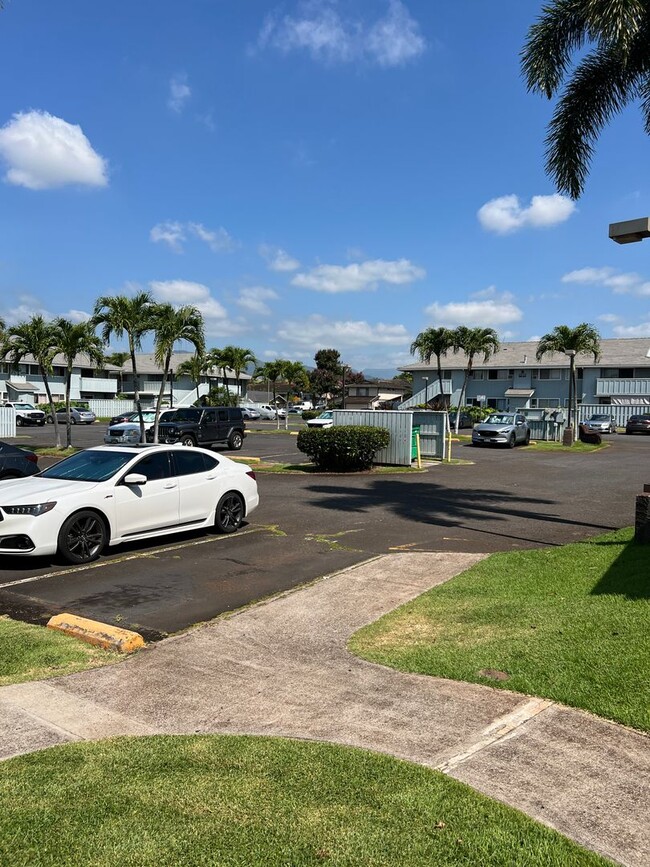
top-left (148, 407), bottom-right (246, 450)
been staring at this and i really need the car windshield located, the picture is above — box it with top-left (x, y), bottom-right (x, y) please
top-left (39, 449), bottom-right (135, 482)
top-left (319, 412), bottom-right (333, 418)
top-left (486, 414), bottom-right (515, 424)
top-left (14, 404), bottom-right (36, 410)
top-left (590, 415), bottom-right (610, 421)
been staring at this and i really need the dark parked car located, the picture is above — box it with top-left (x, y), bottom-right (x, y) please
top-left (448, 411), bottom-right (473, 429)
top-left (625, 414), bottom-right (650, 435)
top-left (148, 406), bottom-right (246, 449)
top-left (0, 441), bottom-right (39, 479)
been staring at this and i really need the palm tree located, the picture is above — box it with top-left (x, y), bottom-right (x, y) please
top-left (452, 327), bottom-right (501, 433)
top-left (410, 327), bottom-right (454, 408)
top-left (536, 323), bottom-right (601, 439)
top-left (205, 346), bottom-right (230, 393)
top-left (150, 304), bottom-right (205, 443)
top-left (55, 319), bottom-right (105, 448)
top-left (104, 350), bottom-right (130, 396)
top-left (93, 291), bottom-right (155, 442)
top-left (1, 315), bottom-right (65, 448)
top-left (254, 360), bottom-right (288, 429)
top-left (218, 346), bottom-right (257, 402)
top-left (521, 1), bottom-right (650, 199)
top-left (177, 352), bottom-right (209, 404)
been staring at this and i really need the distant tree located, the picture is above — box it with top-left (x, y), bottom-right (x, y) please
top-left (452, 327), bottom-right (501, 433)
top-left (93, 291), bottom-right (155, 441)
top-left (521, 0), bottom-right (650, 198)
top-left (310, 348), bottom-right (342, 404)
top-left (410, 327), bottom-right (455, 408)
top-left (536, 323), bottom-right (601, 436)
top-left (104, 350), bottom-right (130, 396)
top-left (55, 319), bottom-right (105, 448)
top-left (218, 346), bottom-right (257, 401)
top-left (2, 315), bottom-right (64, 448)
top-left (283, 360), bottom-right (310, 400)
top-left (255, 360), bottom-right (289, 428)
top-left (150, 304), bottom-right (205, 443)
top-left (177, 352), bottom-right (209, 405)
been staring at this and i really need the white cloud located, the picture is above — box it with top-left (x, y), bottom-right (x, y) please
top-left (150, 221), bottom-right (238, 254)
top-left (257, 0), bottom-right (425, 67)
top-left (67, 309), bottom-right (92, 323)
top-left (598, 313), bottom-right (621, 324)
top-left (1, 294), bottom-right (91, 325)
top-left (259, 244), bottom-right (300, 272)
top-left (292, 258), bottom-right (425, 292)
top-left (0, 110), bottom-right (108, 190)
top-left (149, 280), bottom-right (228, 321)
top-left (561, 266), bottom-right (650, 295)
top-left (188, 222), bottom-right (238, 252)
top-left (366, 0), bottom-right (426, 67)
top-left (478, 193), bottom-right (575, 234)
top-left (425, 291), bottom-right (523, 328)
top-left (150, 221), bottom-right (186, 253)
top-left (613, 322), bottom-right (650, 337)
top-left (168, 75), bottom-right (191, 113)
top-left (237, 286), bottom-right (279, 316)
top-left (276, 315), bottom-right (409, 348)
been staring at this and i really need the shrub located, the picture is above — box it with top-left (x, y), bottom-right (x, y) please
top-left (301, 410), bottom-right (320, 421)
top-left (297, 425), bottom-right (390, 471)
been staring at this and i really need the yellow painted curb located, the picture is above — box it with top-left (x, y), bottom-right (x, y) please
top-left (47, 614), bottom-right (145, 653)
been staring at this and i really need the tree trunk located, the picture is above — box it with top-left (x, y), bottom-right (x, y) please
top-left (41, 371), bottom-right (63, 449)
top-left (131, 341), bottom-right (145, 443)
top-left (153, 353), bottom-right (171, 444)
top-left (64, 367), bottom-right (73, 448)
top-left (436, 355), bottom-right (446, 408)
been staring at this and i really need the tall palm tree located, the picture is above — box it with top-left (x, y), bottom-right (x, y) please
top-left (521, 1), bottom-right (650, 199)
top-left (536, 323), bottom-right (601, 438)
top-left (452, 327), bottom-right (501, 433)
top-left (410, 327), bottom-right (454, 408)
top-left (93, 291), bottom-right (154, 441)
top-left (177, 352), bottom-right (209, 404)
top-left (104, 350), bottom-right (130, 396)
top-left (218, 346), bottom-right (257, 401)
top-left (55, 319), bottom-right (105, 448)
top-left (150, 304), bottom-right (205, 442)
top-left (1, 315), bottom-right (64, 448)
top-left (254, 360), bottom-right (288, 429)
top-left (205, 346), bottom-right (229, 393)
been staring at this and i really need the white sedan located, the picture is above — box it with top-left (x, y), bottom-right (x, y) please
top-left (0, 445), bottom-right (259, 564)
top-left (306, 411), bottom-right (334, 429)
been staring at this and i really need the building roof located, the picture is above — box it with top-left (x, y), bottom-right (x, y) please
top-left (401, 338), bottom-right (650, 371)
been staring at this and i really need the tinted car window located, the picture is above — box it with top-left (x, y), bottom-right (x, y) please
top-left (218, 409), bottom-right (228, 422)
top-left (173, 450), bottom-right (216, 476)
top-left (41, 450), bottom-right (134, 482)
top-left (173, 408), bottom-right (201, 422)
top-left (133, 451), bottom-right (171, 481)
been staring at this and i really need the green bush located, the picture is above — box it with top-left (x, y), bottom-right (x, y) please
top-left (297, 425), bottom-right (390, 471)
top-left (301, 410), bottom-right (320, 421)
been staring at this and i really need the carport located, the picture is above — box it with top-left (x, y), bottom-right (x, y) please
top-left (331, 410), bottom-right (448, 465)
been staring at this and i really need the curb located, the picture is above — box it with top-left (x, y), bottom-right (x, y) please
top-left (47, 614), bottom-right (145, 653)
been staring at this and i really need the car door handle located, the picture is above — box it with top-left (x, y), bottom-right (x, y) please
top-left (163, 482), bottom-right (177, 489)
top-left (206, 474), bottom-right (217, 480)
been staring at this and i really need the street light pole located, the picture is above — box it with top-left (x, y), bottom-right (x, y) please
top-left (422, 376), bottom-right (428, 407)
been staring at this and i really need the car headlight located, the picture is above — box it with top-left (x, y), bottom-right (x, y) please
top-left (3, 502), bottom-right (57, 517)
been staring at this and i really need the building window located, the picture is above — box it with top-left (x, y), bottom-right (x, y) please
top-left (470, 370), bottom-right (485, 380)
top-left (487, 369), bottom-right (513, 380)
top-left (537, 369), bottom-right (562, 380)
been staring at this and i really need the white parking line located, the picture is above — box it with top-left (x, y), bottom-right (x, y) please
top-left (0, 527), bottom-right (262, 590)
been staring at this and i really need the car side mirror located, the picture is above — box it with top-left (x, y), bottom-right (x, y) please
top-left (124, 473), bottom-right (147, 486)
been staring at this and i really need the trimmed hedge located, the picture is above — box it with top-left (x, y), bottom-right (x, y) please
top-left (297, 425), bottom-right (390, 471)
top-left (301, 410), bottom-right (320, 421)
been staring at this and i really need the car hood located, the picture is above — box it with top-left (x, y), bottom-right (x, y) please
top-left (107, 422), bottom-right (141, 431)
top-left (0, 477), bottom-right (100, 504)
top-left (474, 422), bottom-right (514, 431)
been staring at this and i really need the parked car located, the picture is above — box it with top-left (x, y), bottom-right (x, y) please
top-left (240, 407), bottom-right (261, 420)
top-left (3, 402), bottom-right (46, 426)
top-left (306, 411), bottom-right (334, 429)
top-left (104, 409), bottom-right (178, 445)
top-left (255, 404), bottom-right (278, 420)
top-left (0, 444), bottom-right (259, 563)
top-left (47, 407), bottom-right (97, 425)
top-left (625, 414), bottom-right (650, 435)
top-left (149, 406), bottom-right (246, 449)
top-left (0, 441), bottom-right (39, 479)
top-left (287, 406), bottom-right (303, 414)
top-left (276, 407), bottom-right (287, 419)
top-left (471, 413), bottom-right (530, 448)
top-left (582, 414), bottom-right (617, 434)
top-left (448, 411), bottom-right (473, 429)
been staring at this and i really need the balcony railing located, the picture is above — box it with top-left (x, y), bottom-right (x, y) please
top-left (80, 377), bottom-right (118, 393)
top-left (596, 378), bottom-right (650, 397)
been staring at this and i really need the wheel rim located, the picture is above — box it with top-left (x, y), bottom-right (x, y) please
top-left (219, 495), bottom-right (243, 529)
top-left (64, 515), bottom-right (104, 561)
top-left (232, 434), bottom-right (242, 448)
top-left (181, 437), bottom-right (194, 446)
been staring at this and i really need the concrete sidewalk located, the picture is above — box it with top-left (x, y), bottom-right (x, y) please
top-left (1, 552), bottom-right (648, 866)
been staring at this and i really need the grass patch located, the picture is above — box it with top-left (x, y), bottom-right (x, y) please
top-left (350, 528), bottom-right (650, 732)
top-left (527, 440), bottom-right (608, 452)
top-left (0, 735), bottom-right (611, 866)
top-left (32, 446), bottom-right (78, 457)
top-left (0, 616), bottom-right (119, 686)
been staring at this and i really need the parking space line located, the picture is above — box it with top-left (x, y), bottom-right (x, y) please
top-left (0, 527), bottom-right (263, 590)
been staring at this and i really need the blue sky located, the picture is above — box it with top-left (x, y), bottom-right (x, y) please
top-left (1, 0), bottom-right (649, 374)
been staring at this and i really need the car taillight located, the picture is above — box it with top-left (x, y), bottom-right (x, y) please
top-left (25, 452), bottom-right (38, 464)
top-left (246, 470), bottom-right (256, 480)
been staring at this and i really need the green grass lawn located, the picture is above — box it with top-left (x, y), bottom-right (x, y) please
top-left (0, 616), bottom-right (119, 686)
top-left (0, 735), bottom-right (611, 867)
top-left (350, 528), bottom-right (650, 732)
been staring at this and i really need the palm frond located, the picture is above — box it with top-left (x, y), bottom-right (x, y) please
top-left (522, 0), bottom-right (590, 98)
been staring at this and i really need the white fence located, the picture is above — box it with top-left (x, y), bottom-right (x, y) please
top-left (0, 407), bottom-right (16, 438)
top-left (577, 404), bottom-right (650, 427)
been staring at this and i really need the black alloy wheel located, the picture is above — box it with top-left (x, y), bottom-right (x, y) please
top-left (227, 431), bottom-right (243, 450)
top-left (507, 432), bottom-right (516, 449)
top-left (214, 492), bottom-right (244, 533)
top-left (57, 510), bottom-right (107, 564)
top-left (16, 417), bottom-right (23, 427)
top-left (180, 434), bottom-right (196, 447)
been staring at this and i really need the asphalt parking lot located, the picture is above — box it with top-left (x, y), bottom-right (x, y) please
top-left (0, 422), bottom-right (646, 639)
